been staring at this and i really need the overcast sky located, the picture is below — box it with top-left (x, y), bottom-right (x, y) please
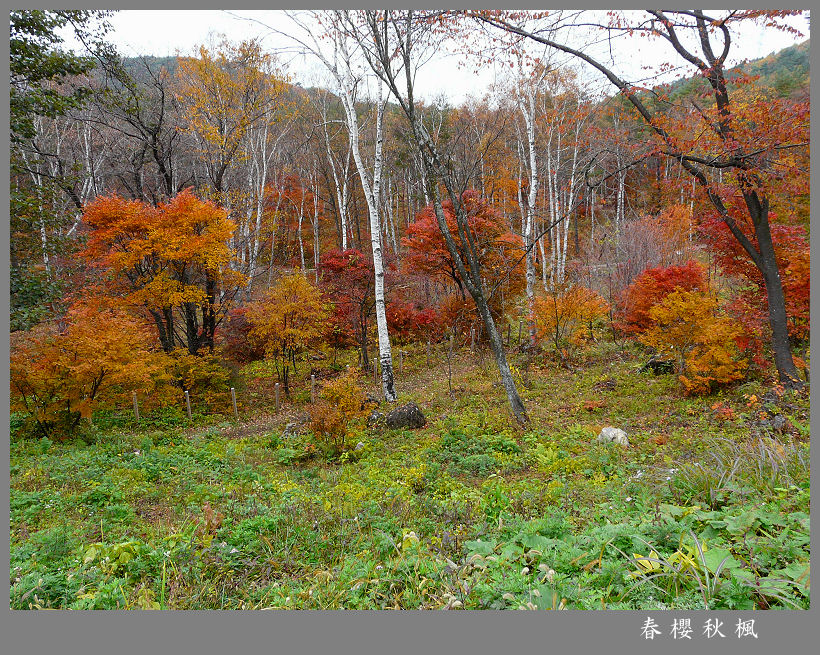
top-left (68, 10), bottom-right (809, 103)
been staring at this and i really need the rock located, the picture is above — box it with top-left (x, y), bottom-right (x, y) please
top-left (761, 390), bottom-right (779, 406)
top-left (755, 419), bottom-right (773, 433)
top-left (639, 356), bottom-right (675, 375)
top-left (595, 426), bottom-right (629, 447)
top-left (385, 402), bottom-right (426, 430)
top-left (367, 409), bottom-right (386, 429)
top-left (354, 441), bottom-right (365, 451)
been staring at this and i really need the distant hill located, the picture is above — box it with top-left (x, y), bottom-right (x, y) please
top-left (664, 39), bottom-right (809, 101)
top-left (741, 39), bottom-right (809, 96)
top-left (117, 39), bottom-right (808, 110)
top-left (121, 55), bottom-right (179, 76)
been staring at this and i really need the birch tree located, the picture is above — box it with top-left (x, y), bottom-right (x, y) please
top-left (351, 10), bottom-right (530, 424)
top-left (513, 60), bottom-right (545, 346)
top-left (278, 10), bottom-right (397, 401)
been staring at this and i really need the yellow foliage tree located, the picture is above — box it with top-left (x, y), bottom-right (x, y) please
top-left (640, 290), bottom-right (747, 395)
top-left (245, 273), bottom-right (330, 395)
top-left (308, 369), bottom-right (369, 457)
top-left (175, 38), bottom-right (291, 196)
top-left (533, 285), bottom-right (609, 360)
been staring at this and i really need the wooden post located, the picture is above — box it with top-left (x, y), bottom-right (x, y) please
top-left (506, 324), bottom-right (511, 347)
top-left (399, 350), bottom-right (403, 375)
top-left (230, 387), bottom-right (238, 420)
top-left (184, 390), bottom-right (192, 420)
top-left (518, 320), bottom-right (523, 344)
top-left (311, 374), bottom-right (316, 403)
top-left (426, 340), bottom-right (431, 367)
top-left (373, 361), bottom-right (378, 384)
top-left (132, 392), bottom-right (140, 423)
top-left (470, 327), bottom-right (475, 354)
top-left (275, 383), bottom-right (281, 412)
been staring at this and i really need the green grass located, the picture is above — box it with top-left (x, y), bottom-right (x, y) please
top-left (9, 341), bottom-right (810, 610)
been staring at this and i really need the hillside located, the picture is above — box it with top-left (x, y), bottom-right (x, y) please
top-left (663, 38), bottom-right (809, 102)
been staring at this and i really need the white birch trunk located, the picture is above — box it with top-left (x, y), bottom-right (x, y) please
top-left (246, 116), bottom-right (274, 300)
top-left (517, 88), bottom-right (538, 345)
top-left (322, 113), bottom-right (351, 251)
top-left (332, 31), bottom-right (396, 401)
top-left (266, 177), bottom-right (284, 285)
top-left (312, 178), bottom-right (321, 282)
top-left (297, 188), bottom-right (306, 271)
top-left (559, 133), bottom-right (580, 285)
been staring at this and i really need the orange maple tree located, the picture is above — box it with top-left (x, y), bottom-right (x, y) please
top-left (81, 189), bottom-right (245, 355)
top-left (640, 289), bottom-right (747, 395)
top-left (698, 214), bottom-right (809, 343)
top-left (10, 298), bottom-right (167, 438)
top-left (533, 285), bottom-right (609, 360)
top-left (402, 190), bottom-right (523, 322)
top-left (617, 261), bottom-right (708, 335)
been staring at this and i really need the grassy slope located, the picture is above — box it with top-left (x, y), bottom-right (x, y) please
top-left (9, 340), bottom-right (810, 610)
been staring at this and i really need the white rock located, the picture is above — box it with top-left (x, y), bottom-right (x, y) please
top-left (595, 426), bottom-right (629, 446)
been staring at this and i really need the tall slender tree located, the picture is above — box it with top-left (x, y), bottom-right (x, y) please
top-left (351, 10), bottom-right (530, 424)
top-left (276, 10), bottom-right (398, 402)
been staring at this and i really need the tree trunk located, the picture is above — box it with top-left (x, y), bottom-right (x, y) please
top-left (358, 9), bottom-right (528, 423)
top-left (755, 210), bottom-right (802, 387)
top-left (518, 87), bottom-right (539, 348)
top-left (429, 184), bottom-right (530, 425)
top-left (335, 46), bottom-right (396, 402)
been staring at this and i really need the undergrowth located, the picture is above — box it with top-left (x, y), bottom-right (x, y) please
top-left (9, 342), bottom-right (810, 610)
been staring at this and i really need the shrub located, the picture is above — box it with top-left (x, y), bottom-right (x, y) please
top-left (9, 298), bottom-right (167, 439)
top-left (386, 300), bottom-right (442, 344)
top-left (429, 427), bottom-right (523, 478)
top-left (533, 285), bottom-right (609, 360)
top-left (308, 370), bottom-right (369, 457)
top-left (222, 307), bottom-right (265, 363)
top-left (165, 348), bottom-right (233, 412)
top-left (617, 261), bottom-right (707, 334)
top-left (640, 290), bottom-right (747, 395)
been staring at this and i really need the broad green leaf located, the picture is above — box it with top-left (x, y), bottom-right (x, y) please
top-left (724, 511), bottom-right (759, 536)
top-left (701, 547), bottom-right (740, 574)
top-left (83, 545), bottom-right (99, 565)
top-left (465, 539), bottom-right (496, 556)
top-left (781, 562), bottom-right (809, 585)
top-left (517, 533), bottom-right (552, 552)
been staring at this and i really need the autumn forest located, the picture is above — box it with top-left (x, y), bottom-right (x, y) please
top-left (9, 10), bottom-right (810, 611)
